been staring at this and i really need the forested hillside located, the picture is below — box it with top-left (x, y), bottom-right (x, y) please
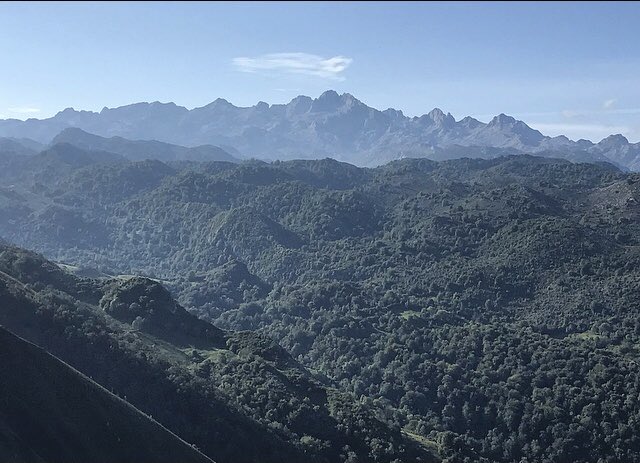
top-left (2, 146), bottom-right (640, 462)
top-left (0, 245), bottom-right (431, 463)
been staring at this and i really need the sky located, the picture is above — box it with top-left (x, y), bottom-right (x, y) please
top-left (1, 1), bottom-right (639, 142)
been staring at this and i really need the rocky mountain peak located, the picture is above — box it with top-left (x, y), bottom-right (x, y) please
top-left (599, 134), bottom-right (629, 147)
top-left (311, 90), bottom-right (346, 112)
top-left (489, 113), bottom-right (517, 127)
top-left (459, 116), bottom-right (483, 128)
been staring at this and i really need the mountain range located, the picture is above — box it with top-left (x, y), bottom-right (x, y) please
top-left (1, 91), bottom-right (639, 169)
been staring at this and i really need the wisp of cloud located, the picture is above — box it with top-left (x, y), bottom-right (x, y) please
top-left (232, 53), bottom-right (352, 80)
top-left (8, 107), bottom-right (41, 114)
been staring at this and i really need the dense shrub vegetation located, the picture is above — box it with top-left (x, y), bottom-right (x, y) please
top-left (2, 148), bottom-right (640, 462)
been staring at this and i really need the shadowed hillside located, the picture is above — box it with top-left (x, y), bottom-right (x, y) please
top-left (0, 326), bottom-right (213, 463)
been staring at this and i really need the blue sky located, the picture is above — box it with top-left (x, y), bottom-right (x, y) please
top-left (1, 1), bottom-right (639, 142)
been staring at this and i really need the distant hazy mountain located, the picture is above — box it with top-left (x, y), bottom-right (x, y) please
top-left (0, 137), bottom-right (42, 156)
top-left (1, 91), bottom-right (638, 168)
top-left (0, 142), bottom-right (127, 188)
top-left (52, 127), bottom-right (239, 163)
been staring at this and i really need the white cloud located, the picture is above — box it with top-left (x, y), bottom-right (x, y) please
top-left (561, 109), bottom-right (581, 119)
top-left (603, 98), bottom-right (616, 109)
top-left (8, 107), bottom-right (41, 114)
top-left (232, 53), bottom-right (352, 81)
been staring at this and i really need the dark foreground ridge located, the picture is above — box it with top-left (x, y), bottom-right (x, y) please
top-left (0, 325), bottom-right (213, 463)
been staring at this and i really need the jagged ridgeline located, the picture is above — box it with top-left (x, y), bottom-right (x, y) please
top-left (1, 92), bottom-right (640, 169)
top-left (2, 149), bottom-right (640, 462)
